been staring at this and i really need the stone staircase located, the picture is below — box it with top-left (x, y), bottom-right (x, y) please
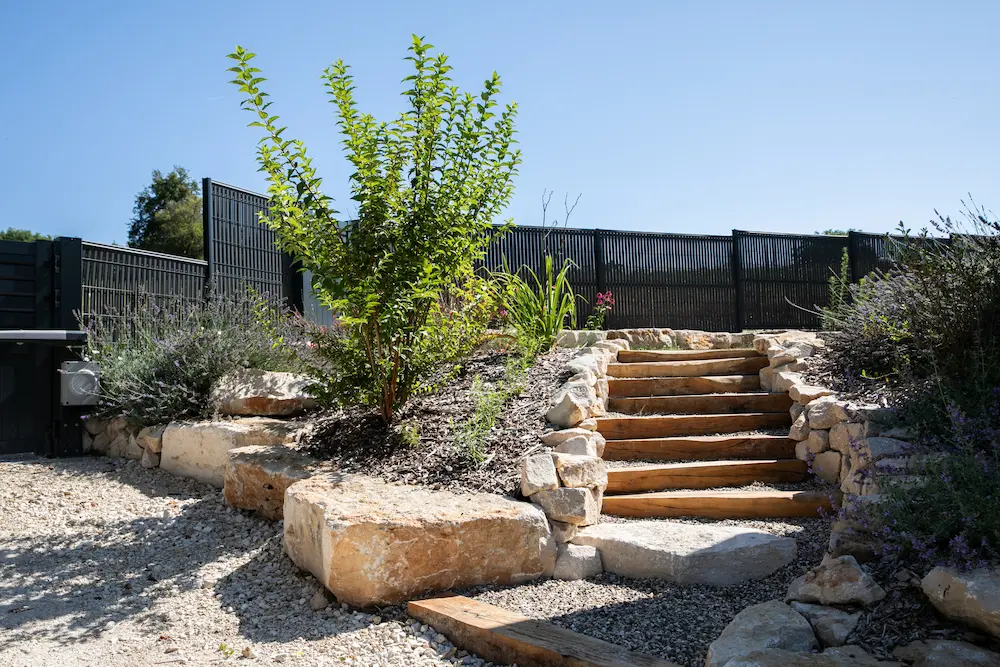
top-left (596, 347), bottom-right (833, 520)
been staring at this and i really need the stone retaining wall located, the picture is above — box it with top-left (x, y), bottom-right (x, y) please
top-left (752, 331), bottom-right (911, 499)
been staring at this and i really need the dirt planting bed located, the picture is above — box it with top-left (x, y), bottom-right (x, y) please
top-left (296, 348), bottom-right (574, 496)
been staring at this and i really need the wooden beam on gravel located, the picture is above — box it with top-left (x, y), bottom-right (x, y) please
top-left (601, 490), bottom-right (835, 519)
top-left (609, 392), bottom-right (793, 416)
top-left (608, 375), bottom-right (761, 397)
top-left (408, 595), bottom-right (680, 667)
top-left (605, 459), bottom-right (808, 494)
top-left (602, 435), bottom-right (796, 461)
top-left (596, 413), bottom-right (792, 440)
top-left (607, 356), bottom-right (769, 379)
top-left (617, 348), bottom-right (761, 363)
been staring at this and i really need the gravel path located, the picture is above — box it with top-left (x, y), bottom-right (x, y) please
top-left (0, 457), bottom-right (489, 667)
top-left (467, 516), bottom-right (829, 667)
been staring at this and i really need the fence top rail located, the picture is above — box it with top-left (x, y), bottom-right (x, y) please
top-left (81, 241), bottom-right (208, 267)
top-left (208, 180), bottom-right (272, 200)
top-left (492, 223), bottom-right (732, 241)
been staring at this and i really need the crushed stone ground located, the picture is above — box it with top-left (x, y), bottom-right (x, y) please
top-left (0, 457), bottom-right (492, 667)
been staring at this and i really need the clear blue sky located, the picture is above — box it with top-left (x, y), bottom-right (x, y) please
top-left (3, 1), bottom-right (997, 244)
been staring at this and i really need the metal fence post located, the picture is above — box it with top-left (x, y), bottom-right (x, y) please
top-left (731, 230), bottom-right (745, 333)
top-left (847, 231), bottom-right (860, 283)
top-left (202, 177), bottom-right (214, 296)
top-left (53, 237), bottom-right (82, 330)
top-left (594, 228), bottom-right (606, 294)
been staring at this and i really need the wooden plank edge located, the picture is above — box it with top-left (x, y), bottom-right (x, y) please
top-left (408, 595), bottom-right (680, 667)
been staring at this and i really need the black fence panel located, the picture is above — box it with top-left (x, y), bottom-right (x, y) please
top-left (600, 231), bottom-right (735, 331)
top-left (734, 231), bottom-right (850, 330)
top-left (81, 242), bottom-right (206, 330)
top-left (203, 179), bottom-right (301, 308)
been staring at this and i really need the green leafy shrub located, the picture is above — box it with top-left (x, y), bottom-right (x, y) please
top-left (82, 292), bottom-right (302, 427)
top-left (228, 36), bottom-right (520, 423)
top-left (496, 255), bottom-right (577, 354)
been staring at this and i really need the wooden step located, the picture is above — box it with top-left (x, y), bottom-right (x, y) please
top-left (601, 490), bottom-right (835, 519)
top-left (618, 348), bottom-right (761, 363)
top-left (605, 459), bottom-right (808, 494)
top-left (408, 596), bottom-right (679, 667)
top-left (608, 356), bottom-right (769, 378)
top-left (597, 413), bottom-right (792, 440)
top-left (603, 434), bottom-right (797, 461)
top-left (609, 392), bottom-right (793, 415)
top-left (609, 375), bottom-right (761, 397)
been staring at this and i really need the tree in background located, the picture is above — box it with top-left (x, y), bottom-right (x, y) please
top-left (128, 167), bottom-right (204, 258)
top-left (0, 228), bottom-right (51, 241)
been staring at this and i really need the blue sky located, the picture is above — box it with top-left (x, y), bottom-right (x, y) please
top-left (2, 1), bottom-right (997, 244)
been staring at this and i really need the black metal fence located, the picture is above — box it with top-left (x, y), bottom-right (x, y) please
top-left (16, 179), bottom-right (950, 336)
top-left (481, 226), bottom-right (942, 331)
top-left (81, 242), bottom-right (207, 329)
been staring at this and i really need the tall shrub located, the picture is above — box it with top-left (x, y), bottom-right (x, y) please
top-left (228, 37), bottom-right (521, 422)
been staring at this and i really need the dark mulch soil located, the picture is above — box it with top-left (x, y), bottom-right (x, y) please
top-left (852, 558), bottom-right (1000, 659)
top-left (295, 348), bottom-right (575, 496)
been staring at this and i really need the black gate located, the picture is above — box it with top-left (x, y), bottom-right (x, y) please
top-left (0, 238), bottom-right (82, 456)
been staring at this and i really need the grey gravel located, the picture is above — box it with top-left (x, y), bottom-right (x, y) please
top-left (467, 516), bottom-right (830, 667)
top-left (0, 457), bottom-right (492, 667)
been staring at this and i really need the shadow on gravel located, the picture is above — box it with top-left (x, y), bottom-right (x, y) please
top-left (0, 500), bottom-right (245, 645)
top-left (0, 457), bottom-right (265, 648)
top-left (211, 550), bottom-right (408, 644)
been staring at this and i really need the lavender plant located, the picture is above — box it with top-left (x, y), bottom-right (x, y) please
top-left (81, 292), bottom-right (303, 427)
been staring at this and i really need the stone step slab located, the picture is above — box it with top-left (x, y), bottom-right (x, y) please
top-left (283, 474), bottom-right (556, 608)
top-left (571, 520), bottom-right (796, 586)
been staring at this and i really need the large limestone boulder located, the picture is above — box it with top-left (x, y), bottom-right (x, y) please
top-left (921, 567), bottom-right (1000, 640)
top-left (893, 640), bottom-right (1000, 666)
top-left (705, 600), bottom-right (818, 667)
top-left (789, 602), bottom-right (860, 647)
top-left (787, 556), bottom-right (886, 606)
top-left (571, 521), bottom-right (796, 586)
top-left (723, 646), bottom-right (901, 666)
top-left (210, 368), bottom-right (317, 417)
top-left (283, 474), bottom-right (556, 608)
top-left (159, 418), bottom-right (302, 487)
top-left (223, 445), bottom-right (317, 520)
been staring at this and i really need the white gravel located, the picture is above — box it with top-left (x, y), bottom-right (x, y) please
top-left (0, 456), bottom-right (491, 667)
top-left (467, 516), bottom-right (830, 667)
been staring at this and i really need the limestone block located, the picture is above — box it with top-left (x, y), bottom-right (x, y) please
top-left (223, 445), bottom-right (317, 520)
top-left (283, 474), bottom-right (556, 607)
top-left (210, 368), bottom-right (317, 417)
